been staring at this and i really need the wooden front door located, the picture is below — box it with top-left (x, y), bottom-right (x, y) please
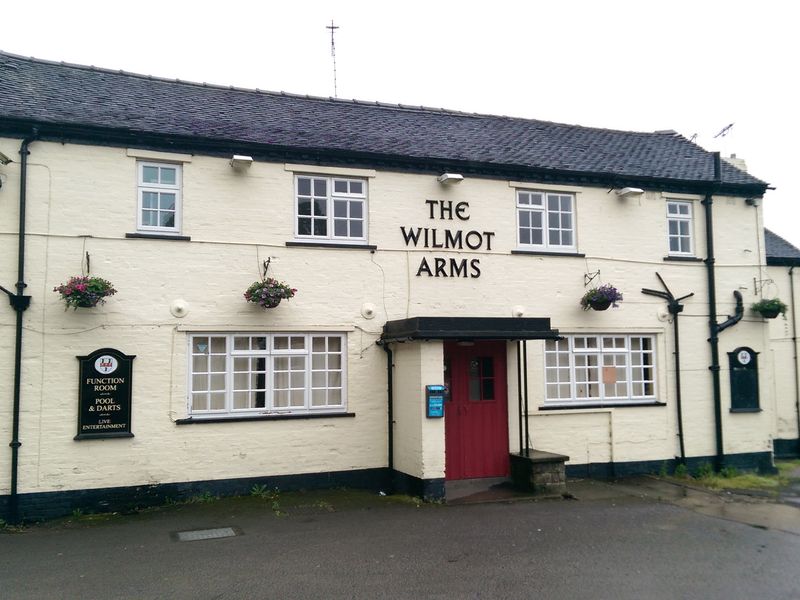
top-left (444, 341), bottom-right (509, 480)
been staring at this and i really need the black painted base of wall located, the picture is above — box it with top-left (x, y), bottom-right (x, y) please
top-left (391, 470), bottom-right (445, 501)
top-left (565, 451), bottom-right (777, 479)
top-left (1, 468), bottom-right (390, 523)
top-left (1, 450), bottom-right (781, 523)
top-left (774, 438), bottom-right (800, 459)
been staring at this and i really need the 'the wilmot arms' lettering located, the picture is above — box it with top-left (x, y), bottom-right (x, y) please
top-left (401, 200), bottom-right (496, 278)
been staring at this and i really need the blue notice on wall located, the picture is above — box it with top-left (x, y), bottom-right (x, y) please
top-left (426, 385), bottom-right (446, 418)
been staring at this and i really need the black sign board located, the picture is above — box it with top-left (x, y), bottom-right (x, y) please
top-left (728, 346), bottom-right (760, 412)
top-left (75, 348), bottom-right (135, 440)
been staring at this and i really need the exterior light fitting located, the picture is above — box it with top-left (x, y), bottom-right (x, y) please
top-left (614, 187), bottom-right (644, 199)
top-left (230, 155), bottom-right (254, 171)
top-left (0, 151), bottom-right (12, 165)
top-left (437, 173), bottom-right (464, 185)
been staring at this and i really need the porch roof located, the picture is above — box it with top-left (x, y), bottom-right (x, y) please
top-left (380, 317), bottom-right (560, 343)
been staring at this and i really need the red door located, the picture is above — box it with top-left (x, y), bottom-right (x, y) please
top-left (444, 341), bottom-right (509, 480)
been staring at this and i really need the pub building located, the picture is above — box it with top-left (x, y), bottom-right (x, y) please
top-left (1, 51), bottom-right (797, 521)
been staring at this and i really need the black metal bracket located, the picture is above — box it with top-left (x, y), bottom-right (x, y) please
top-left (641, 272), bottom-right (694, 316)
top-left (0, 284), bottom-right (31, 312)
top-left (584, 270), bottom-right (600, 287)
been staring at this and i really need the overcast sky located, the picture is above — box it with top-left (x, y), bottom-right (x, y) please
top-left (4, 1), bottom-right (798, 248)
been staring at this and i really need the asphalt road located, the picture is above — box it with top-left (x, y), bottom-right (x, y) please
top-left (1, 486), bottom-right (798, 600)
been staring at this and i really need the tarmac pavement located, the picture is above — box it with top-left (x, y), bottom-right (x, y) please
top-left (1, 478), bottom-right (799, 600)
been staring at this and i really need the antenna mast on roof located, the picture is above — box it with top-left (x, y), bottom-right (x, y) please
top-left (326, 19), bottom-right (340, 98)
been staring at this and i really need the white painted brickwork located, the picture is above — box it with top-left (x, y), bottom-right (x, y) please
top-left (0, 137), bottom-right (779, 494)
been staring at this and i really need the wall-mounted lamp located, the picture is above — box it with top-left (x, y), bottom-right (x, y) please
top-left (0, 151), bottom-right (12, 166)
top-left (230, 155), bottom-right (253, 172)
top-left (745, 197), bottom-right (761, 207)
top-left (614, 187), bottom-right (645, 199)
top-left (437, 172), bottom-right (464, 185)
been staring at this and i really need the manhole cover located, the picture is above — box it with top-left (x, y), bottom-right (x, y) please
top-left (173, 527), bottom-right (240, 542)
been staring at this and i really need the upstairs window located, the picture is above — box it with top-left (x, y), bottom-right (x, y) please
top-left (667, 201), bottom-right (693, 255)
top-left (516, 190), bottom-right (576, 252)
top-left (138, 162), bottom-right (181, 233)
top-left (295, 176), bottom-right (367, 243)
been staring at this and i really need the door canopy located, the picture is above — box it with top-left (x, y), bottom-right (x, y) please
top-left (380, 317), bottom-right (560, 344)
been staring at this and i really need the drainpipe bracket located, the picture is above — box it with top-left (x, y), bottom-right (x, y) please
top-left (9, 441), bottom-right (22, 449)
top-left (9, 295), bottom-right (31, 312)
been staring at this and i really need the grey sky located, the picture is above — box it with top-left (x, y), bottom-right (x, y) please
top-left (4, 0), bottom-right (797, 247)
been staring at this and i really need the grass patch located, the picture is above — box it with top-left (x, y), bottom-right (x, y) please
top-left (664, 460), bottom-right (799, 493)
top-left (776, 459), bottom-right (800, 477)
top-left (697, 473), bottom-right (787, 490)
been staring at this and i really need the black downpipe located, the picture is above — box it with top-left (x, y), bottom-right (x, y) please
top-left (523, 341), bottom-right (530, 456)
top-left (791, 267), bottom-right (800, 454)
top-left (641, 273), bottom-right (694, 463)
top-left (672, 312), bottom-right (686, 461)
top-left (517, 341), bottom-right (523, 454)
top-left (380, 343), bottom-right (394, 483)
top-left (703, 152), bottom-right (746, 471)
top-left (703, 191), bottom-right (723, 467)
top-left (5, 135), bottom-right (35, 525)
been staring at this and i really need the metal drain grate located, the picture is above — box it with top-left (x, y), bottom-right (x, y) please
top-left (173, 527), bottom-right (240, 542)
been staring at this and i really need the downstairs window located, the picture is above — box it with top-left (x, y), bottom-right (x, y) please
top-left (544, 335), bottom-right (656, 407)
top-left (189, 333), bottom-right (346, 418)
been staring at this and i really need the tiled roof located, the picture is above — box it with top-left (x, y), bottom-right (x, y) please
top-left (765, 229), bottom-right (800, 266)
top-left (0, 51), bottom-right (767, 190)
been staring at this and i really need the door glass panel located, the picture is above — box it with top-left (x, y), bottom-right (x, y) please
top-left (443, 358), bottom-right (451, 402)
top-left (468, 356), bottom-right (495, 401)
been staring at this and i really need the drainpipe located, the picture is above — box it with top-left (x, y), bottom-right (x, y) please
top-left (380, 343), bottom-right (394, 488)
top-left (703, 151), bottom-right (745, 471)
top-left (791, 267), bottom-right (800, 455)
top-left (1, 134), bottom-right (35, 525)
top-left (641, 273), bottom-right (693, 463)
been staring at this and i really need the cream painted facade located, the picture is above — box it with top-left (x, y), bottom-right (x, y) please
top-left (0, 135), bottom-right (781, 517)
top-left (765, 264), bottom-right (800, 455)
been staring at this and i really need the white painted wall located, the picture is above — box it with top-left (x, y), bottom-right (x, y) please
top-left (766, 265), bottom-right (800, 445)
top-left (391, 341), bottom-right (445, 481)
top-left (0, 136), bottom-right (780, 495)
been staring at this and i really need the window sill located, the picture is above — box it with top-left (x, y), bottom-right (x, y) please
top-left (730, 407), bottom-right (762, 413)
top-left (286, 241), bottom-right (377, 250)
top-left (539, 401), bottom-right (666, 411)
top-left (511, 250), bottom-right (585, 258)
top-left (126, 232), bottom-right (191, 242)
top-left (175, 412), bottom-right (355, 424)
top-left (663, 255), bottom-right (703, 262)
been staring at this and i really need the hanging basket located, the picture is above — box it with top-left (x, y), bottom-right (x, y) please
top-left (751, 298), bottom-right (787, 320)
top-left (588, 298), bottom-right (612, 311)
top-left (580, 284), bottom-right (623, 311)
top-left (244, 278), bottom-right (297, 309)
top-left (53, 276), bottom-right (117, 310)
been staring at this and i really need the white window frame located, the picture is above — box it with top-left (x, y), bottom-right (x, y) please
top-left (187, 332), bottom-right (347, 418)
top-left (516, 189), bottom-right (576, 252)
top-left (137, 161), bottom-right (182, 233)
top-left (544, 334), bottom-right (657, 407)
top-left (294, 175), bottom-right (367, 243)
top-left (666, 200), bottom-right (694, 256)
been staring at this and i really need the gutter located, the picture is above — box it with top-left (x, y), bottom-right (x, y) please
top-left (0, 133), bottom-right (36, 524)
top-left (0, 118), bottom-right (770, 198)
